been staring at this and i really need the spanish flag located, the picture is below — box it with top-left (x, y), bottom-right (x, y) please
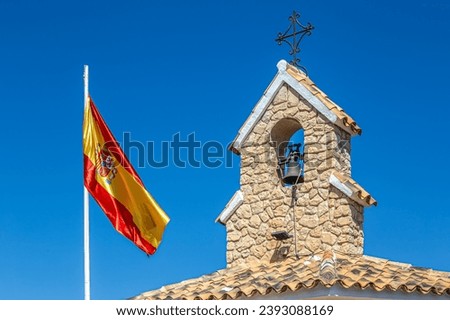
top-left (83, 97), bottom-right (169, 255)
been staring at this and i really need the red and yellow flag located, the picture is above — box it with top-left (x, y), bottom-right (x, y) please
top-left (83, 97), bottom-right (169, 255)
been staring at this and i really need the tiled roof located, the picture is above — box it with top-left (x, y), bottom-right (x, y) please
top-left (132, 252), bottom-right (450, 300)
top-left (330, 171), bottom-right (377, 207)
top-left (284, 64), bottom-right (362, 135)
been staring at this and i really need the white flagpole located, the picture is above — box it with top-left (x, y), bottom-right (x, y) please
top-left (83, 65), bottom-right (91, 300)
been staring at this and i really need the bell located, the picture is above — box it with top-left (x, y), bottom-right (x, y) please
top-left (282, 155), bottom-right (303, 185)
top-left (281, 143), bottom-right (304, 185)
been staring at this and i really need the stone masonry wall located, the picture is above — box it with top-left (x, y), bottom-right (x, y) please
top-left (226, 85), bottom-right (364, 268)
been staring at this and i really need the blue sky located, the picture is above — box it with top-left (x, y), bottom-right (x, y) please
top-left (1, 0), bottom-right (449, 299)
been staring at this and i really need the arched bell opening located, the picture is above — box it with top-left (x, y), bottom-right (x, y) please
top-left (270, 118), bottom-right (305, 187)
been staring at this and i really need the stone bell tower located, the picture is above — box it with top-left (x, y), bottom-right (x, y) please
top-left (216, 60), bottom-right (377, 268)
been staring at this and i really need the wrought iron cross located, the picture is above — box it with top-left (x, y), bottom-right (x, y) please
top-left (275, 11), bottom-right (314, 74)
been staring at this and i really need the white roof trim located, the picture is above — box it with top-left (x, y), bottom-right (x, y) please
top-left (232, 71), bottom-right (285, 150)
top-left (329, 174), bottom-right (353, 198)
top-left (231, 60), bottom-right (344, 153)
top-left (215, 190), bottom-right (244, 225)
top-left (329, 173), bottom-right (371, 207)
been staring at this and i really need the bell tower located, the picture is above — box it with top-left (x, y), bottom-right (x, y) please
top-left (217, 61), bottom-right (377, 268)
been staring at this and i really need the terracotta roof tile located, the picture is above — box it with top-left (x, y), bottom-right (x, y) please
top-left (285, 64), bottom-right (362, 135)
top-left (133, 253), bottom-right (450, 300)
top-left (330, 171), bottom-right (377, 207)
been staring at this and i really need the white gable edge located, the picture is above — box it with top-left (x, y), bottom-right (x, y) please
top-left (215, 190), bottom-right (244, 225)
top-left (329, 173), bottom-right (371, 208)
top-left (231, 60), bottom-right (352, 152)
top-left (232, 72), bottom-right (285, 150)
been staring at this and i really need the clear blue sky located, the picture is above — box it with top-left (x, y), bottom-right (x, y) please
top-left (1, 0), bottom-right (449, 299)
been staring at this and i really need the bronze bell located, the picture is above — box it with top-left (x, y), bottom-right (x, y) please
top-left (282, 144), bottom-right (304, 185)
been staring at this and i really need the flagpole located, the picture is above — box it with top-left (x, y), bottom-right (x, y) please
top-left (83, 65), bottom-right (91, 300)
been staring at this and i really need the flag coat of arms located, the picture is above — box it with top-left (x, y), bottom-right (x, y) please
top-left (83, 97), bottom-right (169, 254)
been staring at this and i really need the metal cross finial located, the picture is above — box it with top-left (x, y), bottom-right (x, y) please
top-left (275, 11), bottom-right (314, 74)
